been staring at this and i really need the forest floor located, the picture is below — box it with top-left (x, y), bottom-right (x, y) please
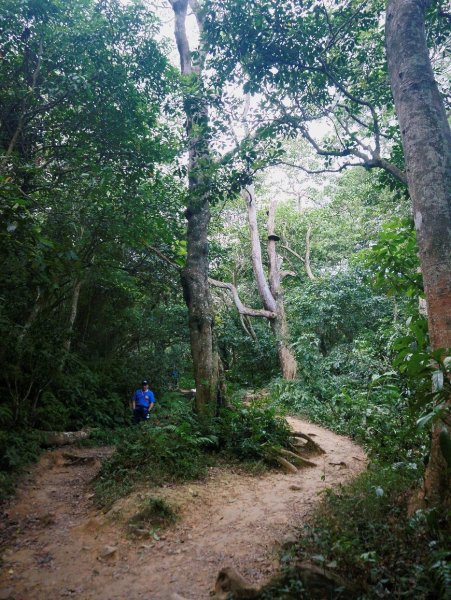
top-left (0, 417), bottom-right (366, 600)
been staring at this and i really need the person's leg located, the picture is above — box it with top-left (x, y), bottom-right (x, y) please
top-left (133, 407), bottom-right (147, 425)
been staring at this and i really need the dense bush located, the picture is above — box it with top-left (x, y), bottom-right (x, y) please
top-left (271, 370), bottom-right (427, 465)
top-left (0, 429), bottom-right (44, 501)
top-left (215, 401), bottom-right (292, 463)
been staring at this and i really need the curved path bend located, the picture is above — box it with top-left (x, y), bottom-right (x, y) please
top-left (0, 417), bottom-right (366, 600)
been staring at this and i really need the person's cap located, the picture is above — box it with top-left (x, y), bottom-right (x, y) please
top-left (142, 380), bottom-right (149, 385)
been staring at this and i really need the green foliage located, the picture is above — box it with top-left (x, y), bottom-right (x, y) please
top-left (94, 394), bottom-right (294, 507)
top-left (0, 0), bottom-right (188, 455)
top-left (272, 370), bottom-right (426, 466)
top-left (287, 269), bottom-right (391, 354)
top-left (215, 400), bottom-right (292, 463)
top-left (94, 394), bottom-right (215, 508)
top-left (217, 315), bottom-right (279, 386)
top-left (261, 467), bottom-right (450, 599)
top-left (0, 429), bottom-right (44, 501)
top-left (359, 218), bottom-right (423, 299)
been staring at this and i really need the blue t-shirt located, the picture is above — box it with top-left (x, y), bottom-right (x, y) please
top-left (134, 388), bottom-right (155, 409)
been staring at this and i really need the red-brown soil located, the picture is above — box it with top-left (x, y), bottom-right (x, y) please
top-left (0, 417), bottom-right (366, 600)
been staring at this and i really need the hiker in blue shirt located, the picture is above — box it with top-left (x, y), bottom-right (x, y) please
top-left (132, 380), bottom-right (155, 425)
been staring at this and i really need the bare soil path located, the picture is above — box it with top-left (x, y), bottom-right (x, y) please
top-left (0, 417), bottom-right (366, 600)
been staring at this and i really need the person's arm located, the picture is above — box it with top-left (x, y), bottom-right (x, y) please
top-left (132, 390), bottom-right (136, 410)
top-left (148, 391), bottom-right (155, 410)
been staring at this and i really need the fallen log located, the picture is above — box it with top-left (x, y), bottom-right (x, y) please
top-left (213, 561), bottom-right (358, 599)
top-left (176, 388), bottom-right (196, 399)
top-left (62, 452), bottom-right (98, 465)
top-left (263, 562), bottom-right (357, 598)
top-left (40, 428), bottom-right (94, 447)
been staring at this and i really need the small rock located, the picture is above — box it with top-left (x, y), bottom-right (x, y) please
top-left (289, 485), bottom-right (302, 491)
top-left (98, 545), bottom-right (117, 559)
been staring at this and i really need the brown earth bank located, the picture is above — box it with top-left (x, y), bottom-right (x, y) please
top-left (0, 417), bottom-right (367, 600)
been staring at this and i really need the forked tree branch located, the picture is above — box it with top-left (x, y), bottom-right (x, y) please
top-left (281, 225), bottom-right (315, 280)
top-left (208, 278), bottom-right (276, 319)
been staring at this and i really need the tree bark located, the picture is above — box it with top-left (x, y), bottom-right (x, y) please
top-left (267, 198), bottom-right (297, 380)
top-left (243, 185), bottom-right (277, 313)
top-left (386, 0), bottom-right (451, 508)
top-left (63, 279), bottom-right (82, 355)
top-left (170, 0), bottom-right (218, 416)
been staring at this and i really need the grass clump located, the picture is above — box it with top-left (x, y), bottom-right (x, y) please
top-left (127, 496), bottom-right (178, 538)
top-left (94, 421), bottom-right (213, 508)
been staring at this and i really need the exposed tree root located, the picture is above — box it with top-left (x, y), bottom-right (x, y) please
top-left (275, 456), bottom-right (299, 474)
top-left (213, 562), bottom-right (357, 599)
top-left (291, 431), bottom-right (326, 454)
top-left (279, 448), bottom-right (317, 468)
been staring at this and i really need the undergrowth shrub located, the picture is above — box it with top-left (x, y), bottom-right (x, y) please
top-left (0, 429), bottom-right (43, 501)
top-left (270, 375), bottom-right (427, 464)
top-left (95, 395), bottom-right (294, 507)
top-left (215, 401), bottom-right (292, 463)
top-left (262, 466), bottom-right (450, 599)
top-left (94, 394), bottom-right (216, 508)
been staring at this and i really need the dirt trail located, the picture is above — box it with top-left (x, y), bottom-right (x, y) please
top-left (0, 417), bottom-right (366, 600)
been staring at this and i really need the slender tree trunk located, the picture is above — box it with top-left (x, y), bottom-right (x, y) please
top-left (243, 185), bottom-right (276, 313)
top-left (267, 198), bottom-right (297, 379)
top-left (170, 0), bottom-right (218, 415)
top-left (17, 287), bottom-right (42, 351)
top-left (386, 0), bottom-right (451, 508)
top-left (244, 186), bottom-right (297, 379)
top-left (60, 279), bottom-right (82, 372)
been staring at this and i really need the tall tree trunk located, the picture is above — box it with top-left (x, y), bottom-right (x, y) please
top-left (60, 279), bottom-right (82, 372)
top-left (170, 0), bottom-right (218, 415)
top-left (243, 185), bottom-right (277, 313)
top-left (386, 0), bottom-right (451, 508)
top-left (245, 186), bottom-right (297, 379)
top-left (267, 198), bottom-right (297, 380)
